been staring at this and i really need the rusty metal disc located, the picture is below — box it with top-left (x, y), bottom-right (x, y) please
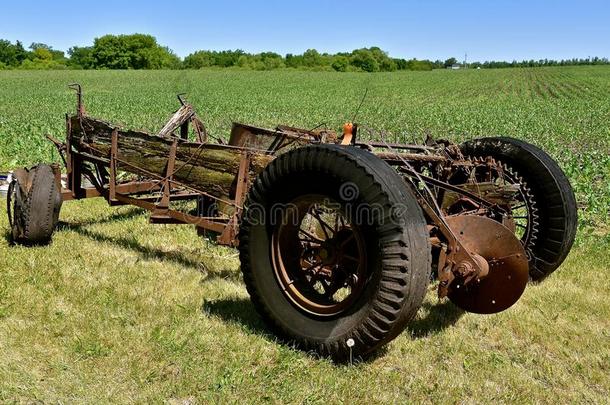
top-left (444, 215), bottom-right (529, 314)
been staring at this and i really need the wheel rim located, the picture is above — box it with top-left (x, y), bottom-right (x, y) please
top-left (7, 179), bottom-right (21, 238)
top-left (271, 194), bottom-right (367, 317)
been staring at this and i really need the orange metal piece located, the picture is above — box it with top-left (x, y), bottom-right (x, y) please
top-left (341, 122), bottom-right (354, 145)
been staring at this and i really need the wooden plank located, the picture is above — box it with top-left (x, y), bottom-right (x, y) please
top-left (69, 115), bottom-right (273, 198)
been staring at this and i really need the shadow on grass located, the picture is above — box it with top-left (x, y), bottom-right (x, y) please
top-left (406, 299), bottom-right (464, 338)
top-left (3, 229), bottom-right (13, 245)
top-left (202, 295), bottom-right (463, 363)
top-left (56, 209), bottom-right (240, 281)
top-left (65, 207), bottom-right (146, 226)
top-left (202, 297), bottom-right (271, 337)
top-left (52, 207), bottom-right (463, 361)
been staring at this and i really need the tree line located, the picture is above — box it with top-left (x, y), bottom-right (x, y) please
top-left (1, 34), bottom-right (608, 72)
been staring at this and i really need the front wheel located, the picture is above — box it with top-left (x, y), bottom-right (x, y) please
top-left (239, 144), bottom-right (431, 360)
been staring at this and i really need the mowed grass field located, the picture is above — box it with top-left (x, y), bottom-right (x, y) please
top-left (0, 68), bottom-right (609, 403)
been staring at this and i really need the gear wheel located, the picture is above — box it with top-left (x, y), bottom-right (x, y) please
top-left (445, 156), bottom-right (541, 262)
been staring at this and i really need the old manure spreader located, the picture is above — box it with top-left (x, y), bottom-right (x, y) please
top-left (6, 85), bottom-right (577, 360)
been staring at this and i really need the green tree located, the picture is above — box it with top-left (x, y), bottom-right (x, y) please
top-left (91, 34), bottom-right (179, 69)
top-left (302, 49), bottom-right (321, 67)
top-left (68, 46), bottom-right (95, 69)
top-left (406, 59), bottom-right (433, 71)
top-left (350, 49), bottom-right (380, 72)
top-left (30, 42), bottom-right (65, 61)
top-left (237, 55), bottom-right (251, 68)
top-left (331, 56), bottom-right (349, 72)
top-left (183, 50), bottom-right (215, 69)
top-left (444, 57), bottom-right (458, 68)
top-left (0, 39), bottom-right (19, 66)
top-left (0, 40), bottom-right (30, 66)
top-left (285, 53), bottom-right (303, 68)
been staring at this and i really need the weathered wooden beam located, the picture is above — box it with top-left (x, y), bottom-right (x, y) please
top-left (69, 115), bottom-right (273, 198)
top-left (158, 105), bottom-right (194, 138)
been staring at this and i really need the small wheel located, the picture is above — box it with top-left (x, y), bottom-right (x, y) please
top-left (460, 137), bottom-right (577, 281)
top-left (239, 144), bottom-right (431, 360)
top-left (8, 164), bottom-right (62, 245)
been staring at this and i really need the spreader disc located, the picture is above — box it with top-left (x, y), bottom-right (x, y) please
top-left (445, 215), bottom-right (529, 314)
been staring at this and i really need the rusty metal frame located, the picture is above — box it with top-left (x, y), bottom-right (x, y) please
top-left (51, 90), bottom-right (263, 247)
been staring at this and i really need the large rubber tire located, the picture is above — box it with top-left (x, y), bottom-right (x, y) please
top-left (239, 144), bottom-right (431, 361)
top-left (460, 137), bottom-right (577, 281)
top-left (8, 164), bottom-right (62, 245)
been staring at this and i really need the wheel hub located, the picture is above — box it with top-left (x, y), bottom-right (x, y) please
top-left (271, 195), bottom-right (366, 317)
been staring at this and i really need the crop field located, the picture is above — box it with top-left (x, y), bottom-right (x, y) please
top-left (0, 67), bottom-right (609, 403)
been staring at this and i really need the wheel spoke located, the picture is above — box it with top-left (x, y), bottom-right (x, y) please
top-left (321, 279), bottom-right (341, 300)
top-left (298, 228), bottom-right (325, 244)
top-left (311, 208), bottom-right (334, 239)
top-left (343, 254), bottom-right (359, 263)
top-left (303, 261), bottom-right (323, 274)
top-left (339, 233), bottom-right (355, 248)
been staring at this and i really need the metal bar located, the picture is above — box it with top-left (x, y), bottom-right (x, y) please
top-left (217, 152), bottom-right (251, 246)
top-left (132, 192), bottom-right (203, 202)
top-left (159, 139), bottom-right (178, 209)
top-left (73, 151), bottom-right (110, 165)
top-left (376, 152), bottom-right (446, 163)
top-left (109, 128), bottom-right (118, 202)
top-left (234, 152), bottom-right (251, 209)
top-left (65, 114), bottom-right (73, 191)
top-left (397, 167), bottom-right (506, 213)
top-left (114, 193), bottom-right (227, 233)
top-left (356, 141), bottom-right (437, 151)
top-left (71, 154), bottom-right (82, 199)
top-left (60, 181), bottom-right (161, 201)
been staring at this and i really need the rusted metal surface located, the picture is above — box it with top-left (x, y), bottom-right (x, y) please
top-left (376, 151), bottom-right (447, 163)
top-left (37, 85), bottom-right (536, 316)
top-left (444, 216), bottom-right (529, 313)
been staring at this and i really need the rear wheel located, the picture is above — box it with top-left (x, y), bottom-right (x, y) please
top-left (460, 137), bottom-right (577, 281)
top-left (8, 164), bottom-right (62, 245)
top-left (239, 144), bottom-right (430, 360)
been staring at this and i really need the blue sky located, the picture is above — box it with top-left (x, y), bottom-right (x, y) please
top-left (1, 0), bottom-right (609, 61)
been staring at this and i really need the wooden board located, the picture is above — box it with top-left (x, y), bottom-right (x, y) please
top-left (69, 115), bottom-right (273, 197)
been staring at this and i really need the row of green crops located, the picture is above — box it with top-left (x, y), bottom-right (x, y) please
top-left (0, 67), bottom-right (608, 227)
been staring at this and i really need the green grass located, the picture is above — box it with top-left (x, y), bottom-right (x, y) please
top-left (1, 68), bottom-right (609, 403)
top-left (0, 200), bottom-right (608, 403)
top-left (0, 67), bottom-right (608, 226)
